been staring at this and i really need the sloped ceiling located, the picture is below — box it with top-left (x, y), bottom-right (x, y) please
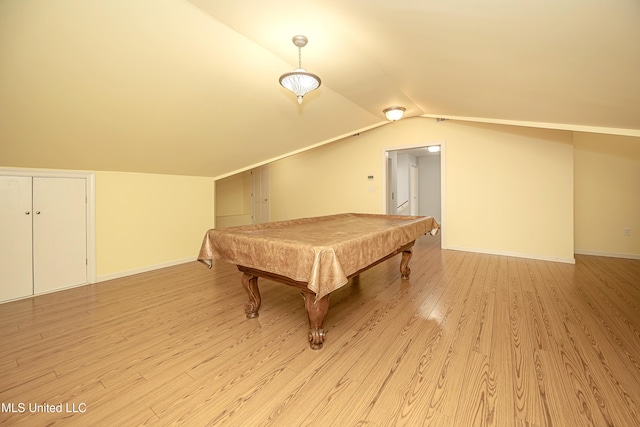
top-left (1, 0), bottom-right (638, 178)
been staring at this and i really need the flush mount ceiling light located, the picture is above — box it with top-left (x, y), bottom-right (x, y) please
top-left (427, 145), bottom-right (441, 153)
top-left (383, 106), bottom-right (406, 121)
top-left (279, 35), bottom-right (321, 104)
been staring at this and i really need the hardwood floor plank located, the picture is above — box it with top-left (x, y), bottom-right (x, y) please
top-left (472, 255), bottom-right (499, 357)
top-left (508, 256), bottom-right (547, 425)
top-left (423, 253), bottom-right (489, 421)
top-left (454, 350), bottom-right (491, 426)
top-left (362, 275), bottom-right (452, 424)
top-left (64, 372), bottom-right (178, 426)
top-left (526, 259), bottom-right (569, 346)
top-left (253, 246), bottom-right (457, 426)
top-left (1, 235), bottom-right (639, 426)
top-left (489, 256), bottom-right (518, 426)
top-left (516, 258), bottom-right (552, 351)
top-left (546, 260), bottom-right (640, 426)
top-left (352, 251), bottom-right (485, 425)
top-left (574, 260), bottom-right (640, 367)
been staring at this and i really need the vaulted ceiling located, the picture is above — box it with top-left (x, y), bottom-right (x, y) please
top-left (1, 0), bottom-right (638, 177)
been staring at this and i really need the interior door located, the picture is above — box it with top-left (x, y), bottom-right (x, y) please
top-left (33, 177), bottom-right (87, 294)
top-left (251, 166), bottom-right (270, 224)
top-left (0, 176), bottom-right (33, 301)
top-left (410, 165), bottom-right (419, 215)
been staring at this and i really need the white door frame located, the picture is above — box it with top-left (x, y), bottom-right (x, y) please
top-left (0, 167), bottom-right (97, 284)
top-left (381, 140), bottom-right (446, 249)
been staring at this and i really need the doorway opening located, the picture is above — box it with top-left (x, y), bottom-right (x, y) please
top-left (383, 142), bottom-right (444, 244)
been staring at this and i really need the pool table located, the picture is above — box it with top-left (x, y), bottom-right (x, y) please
top-left (198, 213), bottom-right (439, 349)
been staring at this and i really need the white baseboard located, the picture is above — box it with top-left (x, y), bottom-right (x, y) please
top-left (574, 250), bottom-right (640, 260)
top-left (444, 245), bottom-right (576, 264)
top-left (97, 257), bottom-right (197, 283)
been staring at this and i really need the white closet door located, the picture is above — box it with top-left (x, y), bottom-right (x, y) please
top-left (0, 176), bottom-right (33, 301)
top-left (33, 177), bottom-right (87, 294)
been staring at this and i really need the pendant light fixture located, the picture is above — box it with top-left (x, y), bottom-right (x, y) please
top-left (279, 35), bottom-right (321, 104)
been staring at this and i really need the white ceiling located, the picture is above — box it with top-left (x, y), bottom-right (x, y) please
top-left (191, 0), bottom-right (640, 128)
top-left (1, 0), bottom-right (638, 177)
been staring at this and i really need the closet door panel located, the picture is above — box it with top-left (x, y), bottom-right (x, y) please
top-left (0, 176), bottom-right (33, 301)
top-left (33, 177), bottom-right (87, 294)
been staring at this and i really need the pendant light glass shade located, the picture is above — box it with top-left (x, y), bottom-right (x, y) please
top-left (279, 69), bottom-right (321, 104)
top-left (279, 36), bottom-right (321, 104)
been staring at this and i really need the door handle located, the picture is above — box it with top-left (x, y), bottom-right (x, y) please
top-left (25, 211), bottom-right (30, 215)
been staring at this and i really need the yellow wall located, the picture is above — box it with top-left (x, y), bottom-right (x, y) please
top-left (215, 171), bottom-right (252, 228)
top-left (574, 133), bottom-right (640, 258)
top-left (270, 117), bottom-right (575, 262)
top-left (5, 120), bottom-right (636, 287)
top-left (445, 122), bottom-right (574, 261)
top-left (269, 131), bottom-right (384, 219)
top-left (96, 171), bottom-right (214, 279)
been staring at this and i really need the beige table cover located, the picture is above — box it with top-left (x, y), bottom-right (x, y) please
top-left (198, 213), bottom-right (439, 299)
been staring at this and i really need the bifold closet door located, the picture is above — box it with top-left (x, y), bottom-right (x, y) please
top-left (0, 176), bottom-right (34, 301)
top-left (32, 177), bottom-right (87, 294)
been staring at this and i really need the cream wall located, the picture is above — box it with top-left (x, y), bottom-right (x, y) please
top-left (96, 171), bottom-right (214, 279)
top-left (446, 122), bottom-right (574, 262)
top-left (215, 171), bottom-right (252, 228)
top-left (574, 133), bottom-right (640, 258)
top-left (269, 135), bottom-right (381, 219)
top-left (269, 117), bottom-right (575, 262)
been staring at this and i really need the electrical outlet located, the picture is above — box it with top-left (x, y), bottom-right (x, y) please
top-left (624, 228), bottom-right (631, 236)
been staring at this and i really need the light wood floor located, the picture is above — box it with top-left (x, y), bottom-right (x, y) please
top-left (1, 236), bottom-right (640, 426)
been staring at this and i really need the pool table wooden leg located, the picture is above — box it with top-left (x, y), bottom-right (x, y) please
top-left (242, 272), bottom-right (261, 318)
top-left (400, 245), bottom-right (414, 279)
top-left (302, 292), bottom-right (330, 350)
